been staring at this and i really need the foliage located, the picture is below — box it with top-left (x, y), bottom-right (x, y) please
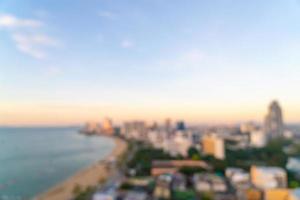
top-left (172, 190), bottom-right (197, 200)
top-left (127, 143), bottom-right (180, 176)
top-left (73, 186), bottom-right (95, 200)
top-left (72, 184), bottom-right (82, 196)
top-left (199, 192), bottom-right (214, 200)
top-left (179, 167), bottom-right (206, 177)
top-left (288, 171), bottom-right (300, 188)
top-left (120, 182), bottom-right (135, 190)
top-left (188, 147), bottom-right (200, 159)
top-left (224, 138), bottom-right (290, 170)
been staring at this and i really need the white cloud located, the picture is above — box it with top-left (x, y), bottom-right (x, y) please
top-left (0, 13), bottom-right (59, 59)
top-left (121, 39), bottom-right (134, 49)
top-left (0, 14), bottom-right (42, 28)
top-left (98, 11), bottom-right (117, 20)
top-left (12, 33), bottom-right (59, 59)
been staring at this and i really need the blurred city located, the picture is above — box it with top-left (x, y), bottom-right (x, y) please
top-left (1, 0), bottom-right (300, 200)
top-left (76, 100), bottom-right (300, 200)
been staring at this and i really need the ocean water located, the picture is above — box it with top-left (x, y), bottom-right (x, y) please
top-left (0, 127), bottom-right (115, 200)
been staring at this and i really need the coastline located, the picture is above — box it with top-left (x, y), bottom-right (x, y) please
top-left (35, 136), bottom-right (127, 200)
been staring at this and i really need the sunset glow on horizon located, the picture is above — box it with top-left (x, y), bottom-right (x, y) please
top-left (1, 0), bottom-right (300, 126)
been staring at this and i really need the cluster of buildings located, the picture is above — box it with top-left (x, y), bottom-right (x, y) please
top-left (88, 100), bottom-right (300, 200)
top-left (81, 117), bottom-right (115, 135)
top-left (93, 162), bottom-right (300, 200)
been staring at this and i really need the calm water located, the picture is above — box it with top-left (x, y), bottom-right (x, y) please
top-left (0, 127), bottom-right (115, 200)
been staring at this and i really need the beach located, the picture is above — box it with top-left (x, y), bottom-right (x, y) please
top-left (36, 136), bottom-right (127, 200)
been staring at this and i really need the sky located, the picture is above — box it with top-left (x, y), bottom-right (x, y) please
top-left (1, 0), bottom-right (300, 126)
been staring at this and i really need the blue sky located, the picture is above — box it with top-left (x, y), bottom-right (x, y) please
top-left (1, 0), bottom-right (300, 125)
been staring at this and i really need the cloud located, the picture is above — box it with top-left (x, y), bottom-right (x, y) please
top-left (12, 33), bottom-right (59, 59)
top-left (121, 39), bottom-right (134, 48)
top-left (0, 13), bottom-right (59, 59)
top-left (0, 14), bottom-right (42, 28)
top-left (98, 11), bottom-right (117, 20)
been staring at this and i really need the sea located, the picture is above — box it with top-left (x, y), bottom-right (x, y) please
top-left (0, 127), bottom-right (115, 200)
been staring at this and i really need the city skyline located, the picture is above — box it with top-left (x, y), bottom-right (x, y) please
top-left (1, 0), bottom-right (300, 125)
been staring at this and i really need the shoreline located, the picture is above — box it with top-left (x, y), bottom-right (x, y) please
top-left (35, 135), bottom-right (127, 200)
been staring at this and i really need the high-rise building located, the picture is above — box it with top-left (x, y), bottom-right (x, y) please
top-left (202, 134), bottom-right (225, 160)
top-left (123, 121), bottom-right (147, 140)
top-left (176, 121), bottom-right (186, 131)
top-left (165, 118), bottom-right (172, 133)
top-left (102, 117), bottom-right (114, 135)
top-left (82, 121), bottom-right (101, 134)
top-left (264, 100), bottom-right (284, 138)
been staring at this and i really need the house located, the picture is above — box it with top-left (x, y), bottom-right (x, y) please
top-left (151, 160), bottom-right (209, 176)
top-left (123, 191), bottom-right (148, 200)
top-left (92, 192), bottom-right (114, 200)
top-left (251, 166), bottom-right (287, 190)
top-left (245, 188), bottom-right (263, 200)
top-left (226, 167), bottom-right (250, 186)
top-left (193, 173), bottom-right (227, 193)
top-left (153, 174), bottom-right (172, 199)
top-left (171, 173), bottom-right (187, 191)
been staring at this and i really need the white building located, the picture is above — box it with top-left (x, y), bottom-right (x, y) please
top-left (250, 130), bottom-right (266, 148)
top-left (122, 121), bottom-right (147, 140)
top-left (163, 131), bottom-right (192, 157)
top-left (148, 130), bottom-right (167, 149)
top-left (92, 192), bottom-right (114, 200)
top-left (250, 166), bottom-right (287, 190)
top-left (226, 167), bottom-right (250, 186)
top-left (193, 173), bottom-right (227, 192)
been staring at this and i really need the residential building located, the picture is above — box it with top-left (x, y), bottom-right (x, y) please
top-left (151, 160), bottom-right (209, 176)
top-left (250, 130), bottom-right (266, 148)
top-left (193, 173), bottom-right (227, 193)
top-left (123, 121), bottom-right (147, 140)
top-left (171, 173), bottom-right (187, 191)
top-left (202, 134), bottom-right (225, 160)
top-left (226, 167), bottom-right (250, 186)
top-left (153, 174), bottom-right (172, 199)
top-left (245, 188), bottom-right (263, 200)
top-left (92, 192), bottom-right (114, 200)
top-left (164, 130), bottom-right (192, 156)
top-left (123, 191), bottom-right (148, 200)
top-left (250, 166), bottom-right (287, 190)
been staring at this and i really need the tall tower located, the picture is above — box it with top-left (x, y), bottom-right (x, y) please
top-left (264, 100), bottom-right (284, 138)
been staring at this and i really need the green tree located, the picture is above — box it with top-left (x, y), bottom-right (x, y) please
top-left (188, 147), bottom-right (199, 159)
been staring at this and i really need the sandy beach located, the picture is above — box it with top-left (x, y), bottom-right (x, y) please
top-left (35, 136), bottom-right (127, 200)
